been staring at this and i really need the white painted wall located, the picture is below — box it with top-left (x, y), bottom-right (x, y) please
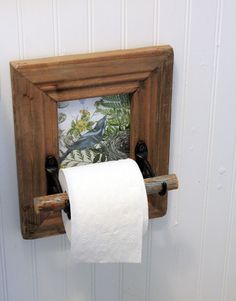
top-left (0, 1), bottom-right (236, 300)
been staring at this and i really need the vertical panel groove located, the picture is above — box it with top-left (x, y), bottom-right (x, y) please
top-left (87, 0), bottom-right (92, 52)
top-left (52, 0), bottom-right (61, 55)
top-left (0, 29), bottom-right (8, 298)
top-left (61, 238), bottom-right (67, 301)
top-left (16, 2), bottom-right (39, 300)
top-left (88, 0), bottom-right (94, 52)
top-left (153, 0), bottom-right (160, 45)
top-left (195, 1), bottom-right (223, 300)
top-left (52, 2), bottom-right (67, 301)
top-left (145, 225), bottom-right (152, 301)
top-left (148, 2), bottom-right (159, 299)
top-left (221, 143), bottom-right (236, 301)
top-left (31, 242), bottom-right (38, 301)
top-left (156, 0), bottom-right (160, 44)
top-left (175, 0), bottom-right (192, 226)
top-left (16, 0), bottom-right (24, 58)
top-left (0, 192), bottom-right (9, 301)
top-left (153, 0), bottom-right (158, 45)
top-left (121, 0), bottom-right (127, 49)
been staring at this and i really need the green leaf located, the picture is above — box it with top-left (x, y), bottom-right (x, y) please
top-left (93, 154), bottom-right (100, 163)
top-left (85, 149), bottom-right (92, 161)
top-left (70, 151), bottom-right (76, 160)
top-left (58, 113), bottom-right (66, 124)
top-left (76, 150), bottom-right (84, 160)
top-left (92, 148), bottom-right (102, 154)
top-left (101, 154), bottom-right (106, 162)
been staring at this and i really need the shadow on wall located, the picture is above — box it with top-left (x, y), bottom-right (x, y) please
top-left (150, 214), bottom-right (196, 300)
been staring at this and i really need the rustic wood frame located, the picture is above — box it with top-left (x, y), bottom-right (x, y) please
top-left (10, 46), bottom-right (174, 239)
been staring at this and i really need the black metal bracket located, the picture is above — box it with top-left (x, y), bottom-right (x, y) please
top-left (135, 140), bottom-right (167, 196)
top-left (45, 156), bottom-right (71, 219)
top-left (45, 141), bottom-right (166, 221)
top-left (135, 140), bottom-right (155, 179)
top-left (45, 156), bottom-right (62, 195)
top-left (159, 182), bottom-right (167, 196)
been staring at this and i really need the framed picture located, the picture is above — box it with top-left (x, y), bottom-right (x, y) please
top-left (11, 46), bottom-right (173, 239)
top-left (58, 94), bottom-right (131, 168)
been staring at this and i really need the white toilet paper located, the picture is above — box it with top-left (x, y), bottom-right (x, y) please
top-left (59, 158), bottom-right (148, 263)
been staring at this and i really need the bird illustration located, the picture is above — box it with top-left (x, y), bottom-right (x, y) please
top-left (60, 116), bottom-right (106, 162)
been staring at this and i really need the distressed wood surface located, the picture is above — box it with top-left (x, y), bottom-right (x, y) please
top-left (10, 46), bottom-right (174, 239)
top-left (34, 174), bottom-right (178, 214)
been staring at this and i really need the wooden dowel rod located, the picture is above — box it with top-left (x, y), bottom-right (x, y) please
top-left (34, 174), bottom-right (178, 214)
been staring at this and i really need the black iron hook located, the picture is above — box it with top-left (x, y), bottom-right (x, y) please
top-left (135, 140), bottom-right (155, 179)
top-left (135, 140), bottom-right (167, 196)
top-left (45, 155), bottom-right (71, 219)
top-left (158, 181), bottom-right (167, 196)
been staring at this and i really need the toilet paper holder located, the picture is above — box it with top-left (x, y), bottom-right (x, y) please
top-left (33, 141), bottom-right (178, 220)
top-left (11, 45), bottom-right (176, 239)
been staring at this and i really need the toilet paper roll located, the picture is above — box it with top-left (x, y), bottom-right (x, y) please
top-left (59, 158), bottom-right (148, 263)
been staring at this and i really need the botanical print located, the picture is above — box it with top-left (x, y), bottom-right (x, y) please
top-left (58, 94), bottom-right (130, 167)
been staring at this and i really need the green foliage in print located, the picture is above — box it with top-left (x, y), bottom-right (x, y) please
top-left (58, 94), bottom-right (130, 167)
top-left (67, 110), bottom-right (95, 139)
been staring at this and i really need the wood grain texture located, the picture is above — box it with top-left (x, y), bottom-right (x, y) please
top-left (11, 66), bottom-right (64, 239)
top-left (34, 174), bottom-right (178, 214)
top-left (10, 46), bottom-right (174, 239)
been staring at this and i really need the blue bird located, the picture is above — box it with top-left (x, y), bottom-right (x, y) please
top-left (60, 116), bottom-right (106, 162)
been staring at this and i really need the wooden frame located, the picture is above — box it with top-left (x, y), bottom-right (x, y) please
top-left (10, 46), bottom-right (174, 239)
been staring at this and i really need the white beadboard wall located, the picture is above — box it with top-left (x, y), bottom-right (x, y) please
top-left (0, 1), bottom-right (236, 301)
